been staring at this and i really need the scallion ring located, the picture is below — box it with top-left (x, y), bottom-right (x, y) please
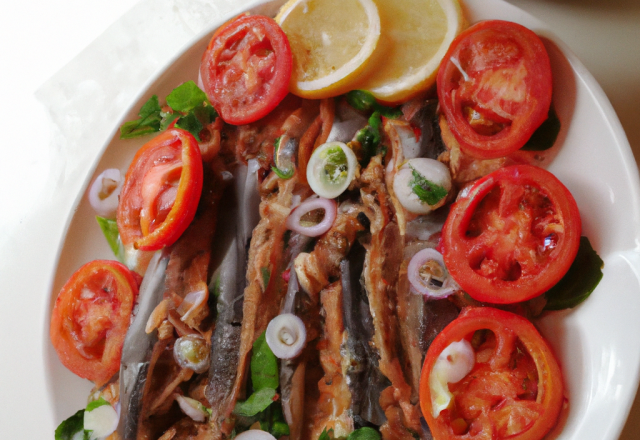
top-left (307, 141), bottom-right (357, 198)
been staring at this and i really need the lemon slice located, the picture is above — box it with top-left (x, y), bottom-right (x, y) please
top-left (276, 0), bottom-right (381, 99)
top-left (354, 0), bottom-right (465, 103)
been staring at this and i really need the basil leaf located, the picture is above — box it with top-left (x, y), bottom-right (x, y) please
top-left (233, 388), bottom-right (277, 417)
top-left (252, 332), bottom-right (279, 391)
top-left (119, 95), bottom-right (162, 139)
top-left (96, 216), bottom-right (125, 263)
top-left (544, 236), bottom-right (604, 310)
top-left (347, 427), bottom-right (381, 440)
top-left (55, 410), bottom-right (89, 440)
top-left (409, 167), bottom-right (448, 206)
top-left (319, 427), bottom-right (335, 440)
top-left (522, 107), bottom-right (561, 152)
top-left (175, 112), bottom-right (204, 141)
top-left (166, 81), bottom-right (209, 113)
top-left (86, 397), bottom-right (111, 412)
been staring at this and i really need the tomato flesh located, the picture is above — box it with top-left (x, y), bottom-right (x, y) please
top-left (442, 165), bottom-right (581, 304)
top-left (200, 15), bottom-right (292, 125)
top-left (117, 128), bottom-right (203, 251)
top-left (437, 20), bottom-right (552, 159)
top-left (420, 307), bottom-right (564, 440)
top-left (50, 260), bottom-right (139, 386)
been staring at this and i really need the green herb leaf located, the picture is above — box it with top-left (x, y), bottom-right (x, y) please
top-left (258, 403), bottom-right (290, 437)
top-left (86, 397), bottom-right (111, 412)
top-left (55, 410), bottom-right (89, 440)
top-left (269, 421), bottom-right (291, 437)
top-left (233, 388), bottom-right (277, 417)
top-left (319, 427), bottom-right (335, 440)
top-left (119, 95), bottom-right (162, 139)
top-left (251, 332), bottom-right (279, 391)
top-left (522, 107), bottom-right (561, 151)
top-left (261, 267), bottom-right (271, 291)
top-left (544, 236), bottom-right (604, 310)
top-left (160, 111), bottom-right (180, 131)
top-left (96, 216), bottom-right (125, 263)
top-left (175, 112), bottom-right (204, 141)
top-left (347, 427), bottom-right (381, 440)
top-left (166, 81), bottom-right (209, 113)
top-left (409, 166), bottom-right (448, 206)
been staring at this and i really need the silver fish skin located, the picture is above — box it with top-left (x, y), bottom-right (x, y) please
top-left (117, 250), bottom-right (169, 440)
top-left (205, 160), bottom-right (261, 410)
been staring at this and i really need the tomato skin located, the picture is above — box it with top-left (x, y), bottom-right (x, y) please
top-left (442, 164), bottom-right (581, 304)
top-left (420, 307), bottom-right (564, 440)
top-left (437, 20), bottom-right (552, 159)
top-left (200, 15), bottom-right (292, 125)
top-left (50, 260), bottom-right (139, 386)
top-left (117, 128), bottom-right (203, 251)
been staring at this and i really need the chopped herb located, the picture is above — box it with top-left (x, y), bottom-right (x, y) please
top-left (119, 95), bottom-right (162, 139)
top-left (409, 166), bottom-right (448, 206)
top-left (120, 81), bottom-right (217, 140)
top-left (319, 427), bottom-right (335, 440)
top-left (233, 387), bottom-right (277, 417)
top-left (95, 216), bottom-right (125, 263)
top-left (166, 81), bottom-right (209, 113)
top-left (522, 106), bottom-right (561, 151)
top-left (86, 397), bottom-right (111, 412)
top-left (347, 427), bottom-right (381, 440)
top-left (544, 236), bottom-right (604, 310)
top-left (251, 332), bottom-right (279, 391)
top-left (261, 267), bottom-right (271, 291)
top-left (55, 410), bottom-right (89, 440)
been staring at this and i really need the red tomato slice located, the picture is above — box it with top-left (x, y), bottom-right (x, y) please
top-left (117, 128), bottom-right (203, 251)
top-left (420, 307), bottom-right (564, 440)
top-left (437, 20), bottom-right (552, 159)
top-left (50, 260), bottom-right (139, 386)
top-left (442, 164), bottom-right (581, 304)
top-left (200, 14), bottom-right (292, 125)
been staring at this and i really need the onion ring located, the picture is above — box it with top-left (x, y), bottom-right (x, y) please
top-left (285, 197), bottom-right (337, 237)
top-left (408, 248), bottom-right (458, 298)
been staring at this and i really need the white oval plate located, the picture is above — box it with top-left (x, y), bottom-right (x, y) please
top-left (43, 0), bottom-right (640, 438)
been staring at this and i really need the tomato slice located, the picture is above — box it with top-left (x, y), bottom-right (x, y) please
top-left (442, 164), bottom-right (581, 304)
top-left (200, 15), bottom-right (292, 125)
top-left (50, 260), bottom-right (139, 386)
top-left (420, 307), bottom-right (564, 440)
top-left (437, 20), bottom-right (552, 159)
top-left (117, 127), bottom-right (203, 251)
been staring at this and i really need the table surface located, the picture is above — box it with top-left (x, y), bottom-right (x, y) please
top-left (1, 0), bottom-right (639, 438)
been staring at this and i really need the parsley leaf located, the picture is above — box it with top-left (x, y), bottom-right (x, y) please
top-left (409, 166), bottom-right (448, 206)
top-left (86, 397), bottom-right (111, 412)
top-left (166, 81), bottom-right (209, 113)
top-left (55, 410), bottom-right (89, 440)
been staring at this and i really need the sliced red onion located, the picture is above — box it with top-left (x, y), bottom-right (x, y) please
top-left (408, 248), bottom-right (458, 299)
top-left (83, 401), bottom-right (119, 439)
top-left (234, 430), bottom-right (277, 440)
top-left (175, 395), bottom-right (209, 422)
top-left (286, 197), bottom-right (337, 237)
top-left (266, 313), bottom-right (306, 359)
top-left (87, 168), bottom-right (123, 218)
top-left (173, 334), bottom-right (210, 373)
